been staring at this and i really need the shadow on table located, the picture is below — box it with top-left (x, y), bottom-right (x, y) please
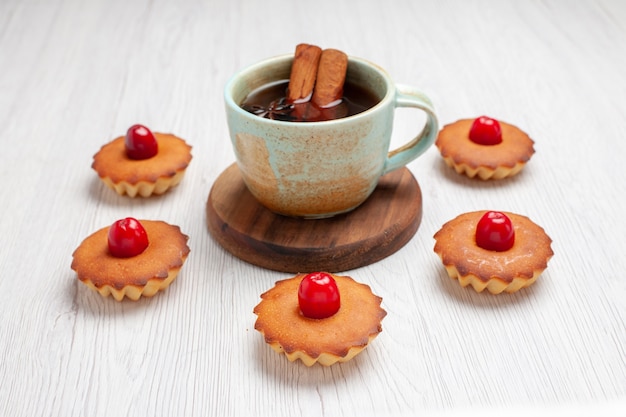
top-left (68, 270), bottom-right (164, 316)
top-left (434, 267), bottom-right (545, 310)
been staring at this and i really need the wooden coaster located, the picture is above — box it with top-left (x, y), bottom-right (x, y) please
top-left (206, 163), bottom-right (422, 273)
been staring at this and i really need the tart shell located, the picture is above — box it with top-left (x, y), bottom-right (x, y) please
top-left (435, 119), bottom-right (535, 180)
top-left (433, 211), bottom-right (553, 294)
top-left (92, 133), bottom-right (192, 197)
top-left (71, 220), bottom-right (190, 301)
top-left (253, 273), bottom-right (386, 366)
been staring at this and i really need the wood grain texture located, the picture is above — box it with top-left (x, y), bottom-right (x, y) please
top-left (1, 0), bottom-right (626, 416)
top-left (206, 164), bottom-right (422, 273)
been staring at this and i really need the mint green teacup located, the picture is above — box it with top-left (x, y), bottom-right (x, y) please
top-left (224, 54), bottom-right (438, 219)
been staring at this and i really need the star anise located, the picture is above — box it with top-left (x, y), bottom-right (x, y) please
top-left (242, 98), bottom-right (295, 121)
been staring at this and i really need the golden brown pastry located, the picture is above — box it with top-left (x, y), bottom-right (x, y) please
top-left (92, 126), bottom-right (192, 197)
top-left (253, 272), bottom-right (386, 366)
top-left (71, 219), bottom-right (190, 301)
top-left (433, 210), bottom-right (553, 294)
top-left (435, 117), bottom-right (534, 180)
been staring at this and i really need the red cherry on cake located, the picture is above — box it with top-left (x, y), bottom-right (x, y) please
top-left (107, 217), bottom-right (149, 257)
top-left (298, 272), bottom-right (341, 319)
top-left (476, 211), bottom-right (515, 252)
top-left (125, 124), bottom-right (158, 160)
top-left (469, 116), bottom-right (502, 145)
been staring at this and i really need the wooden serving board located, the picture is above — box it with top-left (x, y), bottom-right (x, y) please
top-left (206, 163), bottom-right (422, 273)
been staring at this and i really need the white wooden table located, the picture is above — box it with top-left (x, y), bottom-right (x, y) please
top-left (1, 0), bottom-right (625, 416)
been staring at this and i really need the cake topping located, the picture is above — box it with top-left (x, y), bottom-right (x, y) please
top-left (297, 272), bottom-right (341, 319)
top-left (469, 116), bottom-right (502, 145)
top-left (475, 211), bottom-right (515, 252)
top-left (107, 217), bottom-right (149, 257)
top-left (125, 124), bottom-right (158, 159)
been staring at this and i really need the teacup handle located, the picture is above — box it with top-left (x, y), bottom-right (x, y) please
top-left (382, 84), bottom-right (438, 176)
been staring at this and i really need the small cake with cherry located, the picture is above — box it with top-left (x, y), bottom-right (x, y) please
top-left (253, 272), bottom-right (386, 366)
top-left (92, 124), bottom-right (192, 197)
top-left (435, 116), bottom-right (535, 180)
top-left (433, 210), bottom-right (553, 294)
top-left (71, 217), bottom-right (190, 301)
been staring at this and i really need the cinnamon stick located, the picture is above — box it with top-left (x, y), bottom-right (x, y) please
top-left (311, 48), bottom-right (348, 108)
top-left (287, 44), bottom-right (322, 103)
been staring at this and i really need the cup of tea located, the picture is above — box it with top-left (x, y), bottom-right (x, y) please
top-left (224, 54), bottom-right (438, 219)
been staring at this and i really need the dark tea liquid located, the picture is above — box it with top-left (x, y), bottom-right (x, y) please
top-left (240, 79), bottom-right (380, 122)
